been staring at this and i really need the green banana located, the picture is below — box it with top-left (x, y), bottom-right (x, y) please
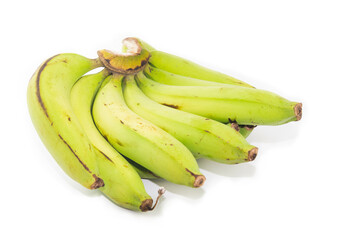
top-left (70, 70), bottom-right (159, 211)
top-left (92, 74), bottom-right (206, 188)
top-left (134, 37), bottom-right (252, 87)
top-left (27, 53), bottom-right (105, 189)
top-left (124, 73), bottom-right (258, 164)
top-left (27, 37), bottom-right (303, 211)
top-left (71, 69), bottom-right (157, 179)
top-left (136, 72), bottom-right (302, 126)
top-left (142, 65), bottom-right (258, 138)
top-left (138, 38), bottom-right (300, 130)
top-left (143, 65), bottom-right (230, 87)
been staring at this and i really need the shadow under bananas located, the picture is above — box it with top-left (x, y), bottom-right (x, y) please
top-left (197, 158), bottom-right (256, 178)
top-left (146, 178), bottom-right (205, 200)
top-left (248, 124), bottom-right (301, 144)
top-left (62, 173), bottom-right (103, 197)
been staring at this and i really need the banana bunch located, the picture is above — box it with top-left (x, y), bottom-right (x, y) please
top-left (27, 37), bottom-right (302, 212)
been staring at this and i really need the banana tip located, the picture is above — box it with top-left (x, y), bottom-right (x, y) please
top-left (194, 175), bottom-right (206, 188)
top-left (90, 175), bottom-right (104, 189)
top-left (140, 199), bottom-right (153, 212)
top-left (248, 147), bottom-right (258, 161)
top-left (140, 187), bottom-right (166, 212)
top-left (294, 103), bottom-right (302, 121)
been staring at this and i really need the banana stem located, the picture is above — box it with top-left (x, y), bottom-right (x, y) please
top-left (139, 187), bottom-right (166, 212)
top-left (122, 37), bottom-right (142, 55)
top-left (91, 57), bottom-right (104, 68)
top-left (150, 187), bottom-right (166, 211)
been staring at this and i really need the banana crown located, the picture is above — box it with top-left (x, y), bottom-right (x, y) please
top-left (98, 37), bottom-right (150, 75)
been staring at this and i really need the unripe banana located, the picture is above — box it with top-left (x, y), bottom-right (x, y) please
top-left (27, 37), bottom-right (302, 211)
top-left (142, 65), bottom-right (258, 138)
top-left (136, 73), bottom-right (302, 126)
top-left (143, 65), bottom-right (230, 87)
top-left (92, 74), bottom-right (206, 188)
top-left (138, 39), bottom-right (301, 135)
top-left (27, 53), bottom-right (104, 189)
top-left (70, 70), bottom-right (159, 211)
top-left (135, 38), bottom-right (253, 88)
top-left (71, 69), bottom-right (157, 179)
top-left (124, 73), bottom-right (258, 164)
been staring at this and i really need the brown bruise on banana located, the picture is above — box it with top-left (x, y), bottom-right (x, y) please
top-left (228, 118), bottom-right (241, 131)
top-left (98, 38), bottom-right (150, 75)
top-left (228, 118), bottom-right (256, 132)
top-left (230, 122), bottom-right (240, 131)
top-left (91, 174), bottom-right (105, 189)
top-left (96, 148), bottom-right (114, 164)
top-left (35, 55), bottom-right (104, 189)
top-left (161, 103), bottom-right (179, 109)
top-left (185, 168), bottom-right (206, 187)
top-left (241, 125), bottom-right (257, 131)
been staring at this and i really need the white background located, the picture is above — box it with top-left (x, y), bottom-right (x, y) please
top-left (1, 0), bottom-right (359, 239)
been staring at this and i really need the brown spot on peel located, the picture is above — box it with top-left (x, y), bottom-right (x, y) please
top-left (116, 140), bottom-right (123, 146)
top-left (161, 103), bottom-right (179, 109)
top-left (90, 175), bottom-right (105, 189)
top-left (185, 169), bottom-right (206, 188)
top-left (230, 122), bottom-right (240, 131)
top-left (294, 103), bottom-right (302, 121)
top-left (237, 124), bottom-right (257, 132)
top-left (242, 125), bottom-right (257, 131)
top-left (247, 147), bottom-right (258, 161)
top-left (228, 118), bottom-right (236, 123)
top-left (98, 149), bottom-right (114, 163)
